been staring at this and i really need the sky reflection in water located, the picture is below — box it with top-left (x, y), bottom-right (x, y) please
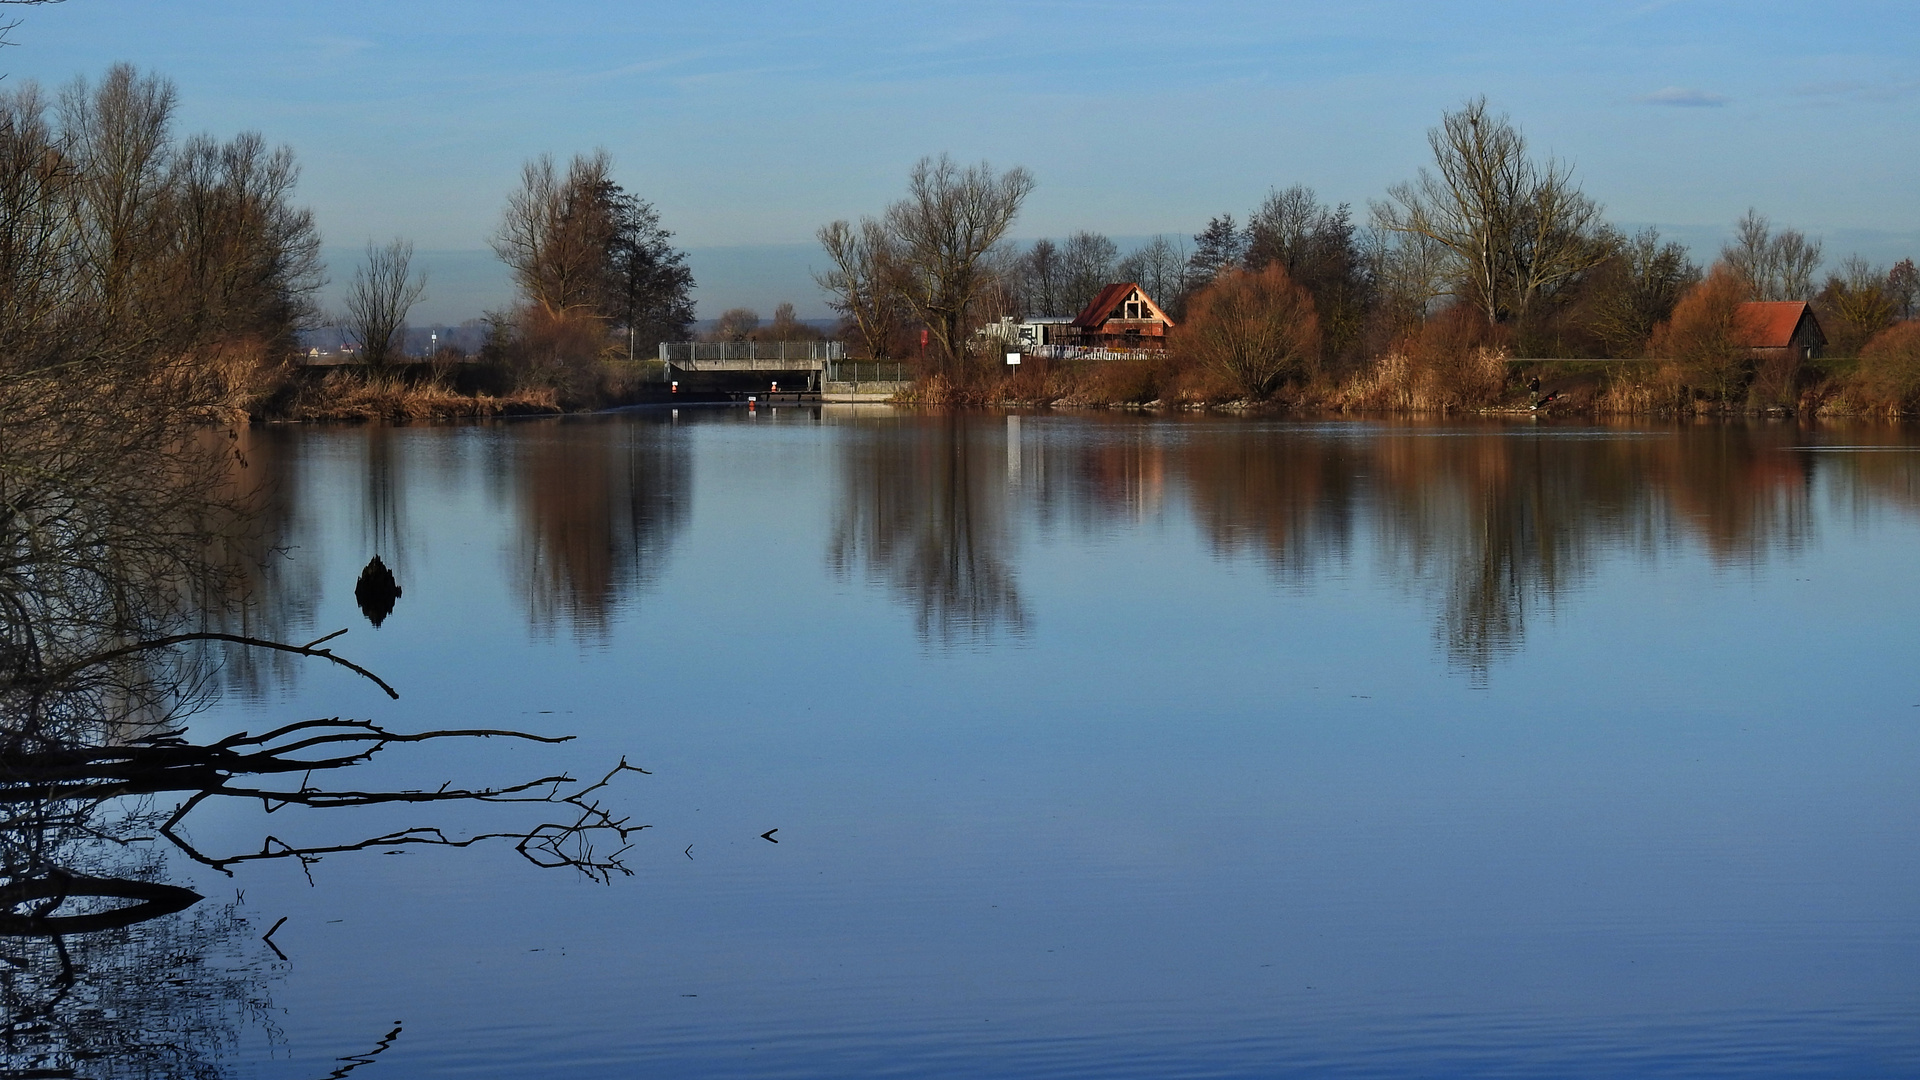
top-left (167, 411), bottom-right (1920, 1078)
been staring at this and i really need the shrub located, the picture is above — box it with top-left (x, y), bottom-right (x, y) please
top-left (1648, 265), bottom-right (1752, 403)
top-left (1174, 264), bottom-right (1320, 398)
top-left (1847, 321), bottom-right (1920, 412)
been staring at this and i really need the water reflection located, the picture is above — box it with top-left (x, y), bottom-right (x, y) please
top-left (829, 412), bottom-right (1028, 646)
top-left (1, 872), bottom-right (284, 1079)
top-left (1, 418), bottom-right (648, 1077)
top-left (507, 418), bottom-right (689, 639)
top-left (814, 414), bottom-right (1920, 680)
top-left (354, 554), bottom-right (403, 627)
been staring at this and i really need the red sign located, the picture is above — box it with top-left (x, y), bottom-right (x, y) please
top-left (920, 329), bottom-right (929, 348)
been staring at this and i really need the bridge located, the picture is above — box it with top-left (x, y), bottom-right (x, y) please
top-left (657, 342), bottom-right (910, 401)
top-left (659, 341), bottom-right (845, 373)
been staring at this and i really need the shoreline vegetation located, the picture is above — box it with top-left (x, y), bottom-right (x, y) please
top-left (5, 65), bottom-right (1917, 426)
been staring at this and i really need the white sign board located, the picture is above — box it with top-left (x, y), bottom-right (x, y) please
top-left (1006, 352), bottom-right (1021, 366)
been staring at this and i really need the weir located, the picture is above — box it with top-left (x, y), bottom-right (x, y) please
top-left (657, 341), bottom-right (911, 401)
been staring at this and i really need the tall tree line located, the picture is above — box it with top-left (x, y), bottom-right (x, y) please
top-left (0, 64), bottom-right (321, 401)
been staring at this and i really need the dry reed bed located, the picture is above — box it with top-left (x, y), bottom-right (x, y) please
top-left (277, 372), bottom-right (560, 422)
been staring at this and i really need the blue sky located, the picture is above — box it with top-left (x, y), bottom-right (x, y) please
top-left (7, 0), bottom-right (1918, 321)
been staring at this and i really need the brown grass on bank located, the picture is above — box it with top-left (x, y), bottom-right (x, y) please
top-left (1333, 305), bottom-right (1509, 411)
top-left (894, 351), bottom-right (1252, 409)
top-left (277, 370), bottom-right (561, 422)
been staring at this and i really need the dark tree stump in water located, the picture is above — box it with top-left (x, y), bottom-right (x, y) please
top-left (354, 555), bottom-right (402, 627)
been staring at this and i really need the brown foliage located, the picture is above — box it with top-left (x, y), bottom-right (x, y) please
top-left (1648, 264), bottom-right (1753, 403)
top-left (1338, 304), bottom-right (1508, 411)
top-left (1174, 263), bottom-right (1321, 398)
top-left (1844, 321), bottom-right (1920, 413)
top-left (501, 306), bottom-right (615, 404)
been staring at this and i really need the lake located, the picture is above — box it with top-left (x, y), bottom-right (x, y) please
top-left (59, 409), bottom-right (1920, 1077)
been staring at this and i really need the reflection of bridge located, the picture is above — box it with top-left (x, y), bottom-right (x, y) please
top-left (657, 342), bottom-right (910, 401)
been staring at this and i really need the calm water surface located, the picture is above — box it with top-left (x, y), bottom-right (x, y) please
top-left (172, 410), bottom-right (1920, 1077)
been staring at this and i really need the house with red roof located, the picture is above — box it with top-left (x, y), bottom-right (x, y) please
top-left (1066, 283), bottom-right (1176, 350)
top-left (1734, 301), bottom-right (1825, 362)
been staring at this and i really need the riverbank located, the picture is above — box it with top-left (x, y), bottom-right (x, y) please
top-left (247, 335), bottom-right (1920, 423)
top-left (886, 351), bottom-right (1920, 420)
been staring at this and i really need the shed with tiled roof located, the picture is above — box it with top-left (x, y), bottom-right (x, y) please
top-left (1734, 301), bottom-right (1825, 361)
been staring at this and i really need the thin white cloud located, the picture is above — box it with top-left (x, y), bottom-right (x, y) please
top-left (1638, 87), bottom-right (1729, 107)
top-left (1794, 79), bottom-right (1920, 104)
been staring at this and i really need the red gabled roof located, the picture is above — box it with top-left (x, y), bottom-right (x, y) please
top-left (1071, 283), bottom-right (1174, 329)
top-left (1734, 301), bottom-right (1820, 349)
top-left (1073, 283), bottom-right (1134, 328)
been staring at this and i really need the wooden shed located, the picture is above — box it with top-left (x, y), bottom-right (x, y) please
top-left (1068, 283), bottom-right (1176, 349)
top-left (1734, 301), bottom-right (1826, 362)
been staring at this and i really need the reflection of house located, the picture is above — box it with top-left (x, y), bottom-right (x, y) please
top-left (1067, 283), bottom-right (1175, 349)
top-left (1735, 301), bottom-right (1825, 361)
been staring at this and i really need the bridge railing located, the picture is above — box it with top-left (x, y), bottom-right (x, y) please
top-left (824, 361), bottom-right (910, 385)
top-left (660, 341), bottom-right (846, 363)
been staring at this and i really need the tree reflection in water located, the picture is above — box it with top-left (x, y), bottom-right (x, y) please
top-left (1, 859), bottom-right (284, 1080)
top-left (1169, 420), bottom-right (1838, 682)
top-left (838, 416), bottom-right (1912, 683)
top-left (830, 412), bottom-right (1027, 646)
top-left (507, 417), bottom-right (690, 640)
top-left (1, 420), bottom-right (644, 1076)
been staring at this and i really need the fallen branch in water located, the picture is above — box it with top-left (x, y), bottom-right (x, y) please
top-left (36, 629), bottom-right (402, 699)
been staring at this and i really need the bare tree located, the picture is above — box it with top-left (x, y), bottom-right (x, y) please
top-left (1818, 255), bottom-right (1895, 356)
top-left (712, 307), bottom-right (758, 341)
top-left (343, 238), bottom-right (426, 368)
top-left (1058, 230), bottom-right (1118, 313)
top-left (1116, 235), bottom-right (1189, 310)
top-left (162, 130), bottom-right (325, 355)
top-left (1887, 258), bottom-right (1918, 322)
top-left (1374, 96), bottom-right (1608, 326)
top-left (1020, 237), bottom-right (1064, 316)
top-left (1722, 208), bottom-right (1823, 301)
top-left (57, 64), bottom-right (175, 335)
top-left (0, 66), bottom-right (321, 412)
top-left (1244, 186), bottom-right (1371, 361)
top-left (1364, 223), bottom-right (1449, 338)
top-left (883, 154), bottom-right (1034, 371)
top-left (1649, 264), bottom-right (1753, 402)
top-left (816, 216), bottom-right (905, 358)
top-left (1586, 227), bottom-right (1701, 356)
top-left (492, 150), bottom-right (616, 318)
